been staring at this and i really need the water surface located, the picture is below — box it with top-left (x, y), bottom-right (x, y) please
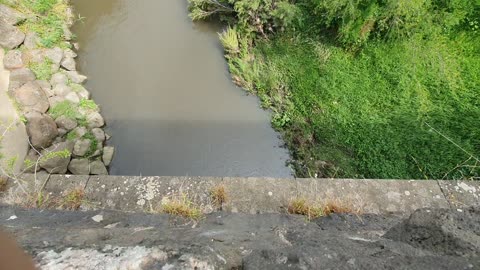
top-left (72, 0), bottom-right (292, 177)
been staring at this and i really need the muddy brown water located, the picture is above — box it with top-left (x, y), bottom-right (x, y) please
top-left (72, 0), bottom-right (292, 177)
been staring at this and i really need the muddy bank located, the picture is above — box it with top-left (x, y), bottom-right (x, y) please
top-left (0, 2), bottom-right (114, 176)
top-left (1, 205), bottom-right (478, 269)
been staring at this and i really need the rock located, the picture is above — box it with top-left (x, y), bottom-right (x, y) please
top-left (55, 116), bottom-right (77, 131)
top-left (36, 80), bottom-right (54, 97)
top-left (25, 111), bottom-right (58, 149)
top-left (73, 139), bottom-right (92, 157)
top-left (8, 80), bottom-right (22, 92)
top-left (65, 92), bottom-right (80, 104)
top-left (65, 71), bottom-right (87, 84)
top-left (22, 149), bottom-right (40, 173)
top-left (3, 49), bottom-right (23, 69)
top-left (24, 49), bottom-right (44, 63)
top-left (50, 72), bottom-right (68, 86)
top-left (90, 160), bottom-right (108, 175)
top-left (9, 68), bottom-right (35, 85)
top-left (44, 47), bottom-right (64, 66)
top-left (385, 207), bottom-right (480, 257)
top-left (72, 126), bottom-right (87, 138)
top-left (62, 25), bottom-right (73, 41)
top-left (68, 159), bottom-right (90, 175)
top-left (57, 128), bottom-right (67, 137)
top-left (105, 133), bottom-right (112, 141)
top-left (13, 81), bottom-right (49, 113)
top-left (39, 141), bottom-right (73, 174)
top-left (91, 128), bottom-right (105, 143)
top-left (72, 84), bottom-right (90, 99)
top-left (0, 4), bottom-right (26, 25)
top-left (52, 83), bottom-right (72, 97)
top-left (48, 96), bottom-right (65, 107)
top-left (64, 48), bottom-right (77, 59)
top-left (102, 146), bottom-right (115, 167)
top-left (87, 112), bottom-right (105, 129)
top-left (0, 22), bottom-right (25, 49)
top-left (24, 32), bottom-right (40, 49)
top-left (60, 57), bottom-right (76, 71)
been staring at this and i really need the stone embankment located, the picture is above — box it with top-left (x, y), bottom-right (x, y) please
top-left (0, 3), bottom-right (114, 176)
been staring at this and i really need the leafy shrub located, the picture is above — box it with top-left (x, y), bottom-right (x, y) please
top-left (310, 0), bottom-right (480, 45)
top-left (189, 0), bottom-right (300, 37)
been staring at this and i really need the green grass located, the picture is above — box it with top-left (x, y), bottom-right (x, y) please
top-left (236, 33), bottom-right (480, 180)
top-left (2, 0), bottom-right (70, 48)
top-left (28, 58), bottom-right (54, 80)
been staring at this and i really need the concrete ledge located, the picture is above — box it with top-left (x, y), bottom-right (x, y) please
top-left (2, 173), bottom-right (479, 214)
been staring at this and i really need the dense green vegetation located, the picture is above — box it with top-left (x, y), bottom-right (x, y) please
top-left (0, 0), bottom-right (70, 48)
top-left (189, 0), bottom-right (480, 180)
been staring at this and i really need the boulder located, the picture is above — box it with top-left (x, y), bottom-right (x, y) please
top-left (53, 83), bottom-right (72, 97)
top-left (44, 47), bottom-right (64, 66)
top-left (39, 141), bottom-right (74, 174)
top-left (50, 72), bottom-right (68, 86)
top-left (48, 96), bottom-right (65, 107)
top-left (91, 128), bottom-right (105, 143)
top-left (0, 22), bottom-right (24, 49)
top-left (9, 68), bottom-right (35, 85)
top-left (24, 49), bottom-right (44, 63)
top-left (24, 32), bottom-right (40, 49)
top-left (3, 49), bottom-right (23, 69)
top-left (60, 56), bottom-right (76, 71)
top-left (73, 139), bottom-right (91, 157)
top-left (25, 111), bottom-right (58, 149)
top-left (90, 160), bottom-right (108, 175)
top-left (87, 112), bottom-right (105, 129)
top-left (65, 92), bottom-right (80, 103)
top-left (57, 128), bottom-right (67, 137)
top-left (64, 48), bottom-right (77, 59)
top-left (0, 4), bottom-right (26, 25)
top-left (13, 81), bottom-right (49, 113)
top-left (72, 126), bottom-right (87, 138)
top-left (102, 146), bottom-right (115, 167)
top-left (22, 149), bottom-right (40, 173)
top-left (55, 115), bottom-right (77, 131)
top-left (65, 71), bottom-right (87, 84)
top-left (72, 84), bottom-right (90, 99)
top-left (36, 80), bottom-right (54, 97)
top-left (68, 158), bottom-right (90, 175)
top-left (63, 25), bottom-right (73, 41)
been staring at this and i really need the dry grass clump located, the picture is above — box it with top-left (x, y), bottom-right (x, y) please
top-left (288, 197), bottom-right (362, 220)
top-left (161, 193), bottom-right (203, 220)
top-left (287, 198), bottom-right (324, 220)
top-left (21, 188), bottom-right (86, 210)
top-left (210, 185), bottom-right (228, 208)
top-left (0, 177), bottom-right (8, 192)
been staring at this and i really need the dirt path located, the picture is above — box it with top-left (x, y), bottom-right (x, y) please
top-left (0, 49), bottom-right (28, 174)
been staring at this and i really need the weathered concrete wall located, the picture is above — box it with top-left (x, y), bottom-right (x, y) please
top-left (3, 173), bottom-right (479, 215)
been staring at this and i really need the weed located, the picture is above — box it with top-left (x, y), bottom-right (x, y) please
top-left (78, 99), bottom-right (98, 111)
top-left (28, 58), bottom-right (54, 81)
top-left (161, 193), bottom-right (203, 220)
top-left (48, 100), bottom-right (79, 119)
top-left (210, 185), bottom-right (228, 208)
top-left (287, 198), bottom-right (324, 221)
top-left (60, 188), bottom-right (85, 210)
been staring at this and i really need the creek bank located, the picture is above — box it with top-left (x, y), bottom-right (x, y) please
top-left (0, 2), bottom-right (114, 176)
top-left (1, 205), bottom-right (479, 269)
